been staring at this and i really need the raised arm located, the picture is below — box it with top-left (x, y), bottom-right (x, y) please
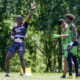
top-left (26, 10), bottom-right (33, 24)
top-left (26, 0), bottom-right (35, 23)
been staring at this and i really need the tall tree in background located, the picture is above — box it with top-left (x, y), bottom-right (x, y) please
top-left (0, 0), bottom-right (11, 71)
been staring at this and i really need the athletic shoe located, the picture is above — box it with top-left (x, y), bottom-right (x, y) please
top-left (5, 73), bottom-right (10, 77)
top-left (22, 73), bottom-right (27, 77)
top-left (61, 75), bottom-right (66, 78)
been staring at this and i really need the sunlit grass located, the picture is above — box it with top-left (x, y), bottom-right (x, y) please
top-left (0, 73), bottom-right (80, 80)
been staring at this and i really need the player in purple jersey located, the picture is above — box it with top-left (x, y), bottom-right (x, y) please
top-left (5, 1), bottom-right (35, 77)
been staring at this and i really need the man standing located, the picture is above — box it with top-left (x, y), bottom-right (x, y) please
top-left (5, 1), bottom-right (35, 77)
top-left (53, 14), bottom-right (79, 79)
top-left (61, 14), bottom-right (79, 78)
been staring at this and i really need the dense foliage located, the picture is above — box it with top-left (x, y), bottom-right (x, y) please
top-left (0, 0), bottom-right (80, 72)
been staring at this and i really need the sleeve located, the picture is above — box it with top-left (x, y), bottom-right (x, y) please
top-left (23, 22), bottom-right (29, 28)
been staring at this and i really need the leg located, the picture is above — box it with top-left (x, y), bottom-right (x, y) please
top-left (61, 57), bottom-right (68, 78)
top-left (62, 58), bottom-right (75, 76)
top-left (72, 61), bottom-right (75, 70)
top-left (18, 53), bottom-right (25, 73)
top-left (72, 56), bottom-right (78, 76)
top-left (67, 53), bottom-right (72, 76)
top-left (18, 43), bottom-right (27, 77)
top-left (5, 52), bottom-right (14, 73)
top-left (18, 43), bottom-right (25, 73)
top-left (5, 42), bottom-right (17, 73)
top-left (63, 57), bottom-right (68, 76)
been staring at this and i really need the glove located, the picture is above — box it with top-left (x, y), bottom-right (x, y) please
top-left (15, 38), bottom-right (22, 43)
top-left (53, 34), bottom-right (60, 38)
top-left (67, 42), bottom-right (73, 52)
top-left (67, 45), bottom-right (71, 52)
top-left (11, 35), bottom-right (14, 39)
top-left (31, 3), bottom-right (35, 9)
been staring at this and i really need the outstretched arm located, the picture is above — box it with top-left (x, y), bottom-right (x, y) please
top-left (60, 27), bottom-right (68, 38)
top-left (53, 24), bottom-right (68, 38)
top-left (26, 0), bottom-right (35, 23)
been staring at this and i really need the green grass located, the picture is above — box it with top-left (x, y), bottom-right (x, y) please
top-left (0, 73), bottom-right (80, 80)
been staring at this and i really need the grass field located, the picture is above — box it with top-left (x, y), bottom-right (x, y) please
top-left (0, 73), bottom-right (80, 80)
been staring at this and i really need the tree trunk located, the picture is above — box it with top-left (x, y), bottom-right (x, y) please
top-left (58, 28), bottom-right (62, 72)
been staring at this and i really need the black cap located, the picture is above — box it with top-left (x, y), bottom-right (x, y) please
top-left (58, 19), bottom-right (64, 25)
top-left (65, 14), bottom-right (75, 21)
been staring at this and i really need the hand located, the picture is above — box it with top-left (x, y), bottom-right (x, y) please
top-left (31, 0), bottom-right (36, 10)
top-left (31, 3), bottom-right (35, 9)
top-left (53, 34), bottom-right (60, 38)
top-left (15, 38), bottom-right (22, 43)
top-left (11, 35), bottom-right (14, 39)
top-left (67, 45), bottom-right (71, 52)
top-left (11, 35), bottom-right (15, 41)
top-left (67, 42), bottom-right (74, 52)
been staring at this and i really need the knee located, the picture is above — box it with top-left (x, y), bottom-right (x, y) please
top-left (64, 58), bottom-right (68, 64)
top-left (5, 53), bottom-right (10, 62)
top-left (74, 60), bottom-right (78, 66)
top-left (20, 56), bottom-right (24, 62)
top-left (5, 56), bottom-right (10, 62)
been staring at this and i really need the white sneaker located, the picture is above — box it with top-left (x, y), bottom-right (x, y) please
top-left (22, 73), bottom-right (27, 77)
top-left (5, 73), bottom-right (10, 77)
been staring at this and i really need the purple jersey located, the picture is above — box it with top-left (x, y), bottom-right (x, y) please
top-left (12, 22), bottom-right (28, 40)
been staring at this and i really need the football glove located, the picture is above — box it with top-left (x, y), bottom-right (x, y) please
top-left (53, 34), bottom-right (60, 38)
